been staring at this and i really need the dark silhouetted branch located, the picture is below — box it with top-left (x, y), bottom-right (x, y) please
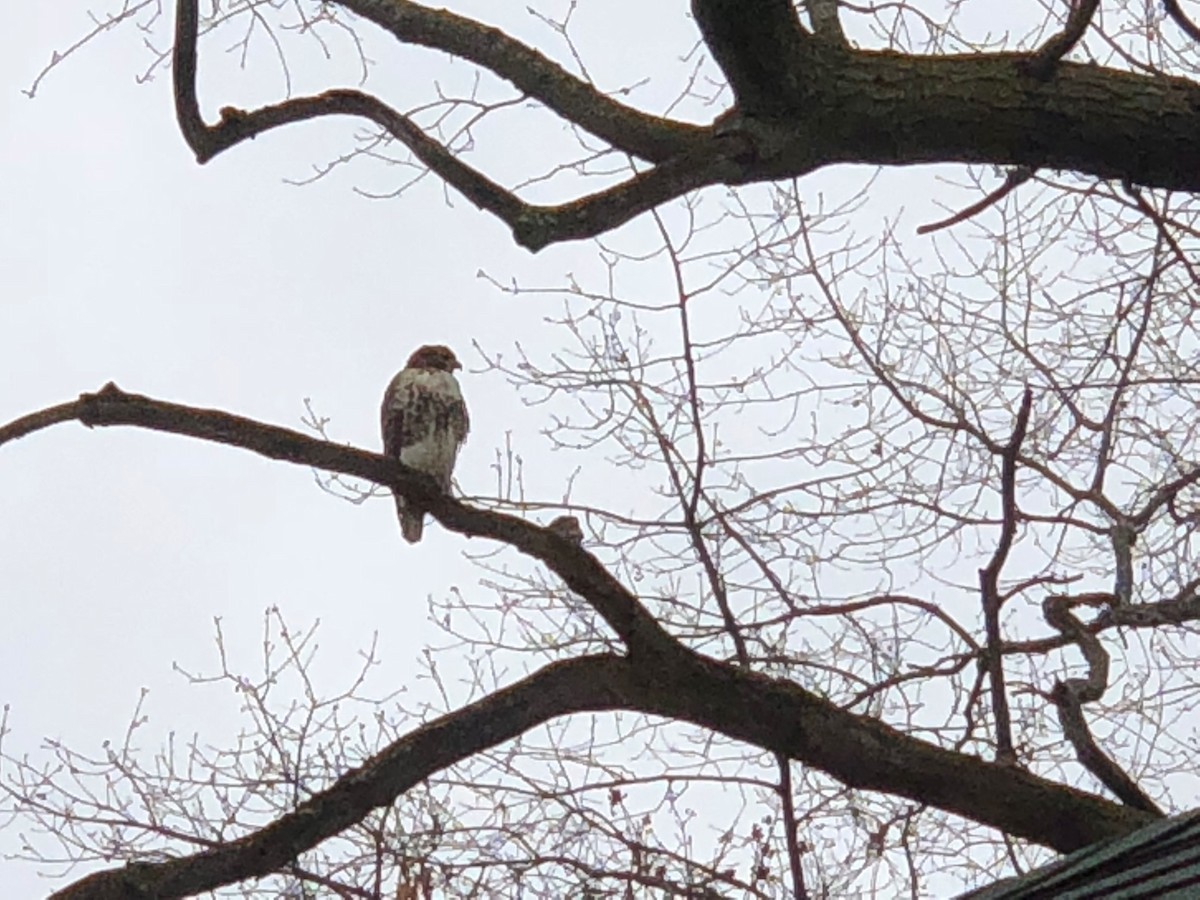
top-left (978, 388), bottom-right (1032, 765)
top-left (1164, 0), bottom-right (1200, 44)
top-left (0, 384), bottom-right (678, 659)
top-left (336, 0), bottom-right (705, 163)
top-left (917, 167), bottom-right (1035, 235)
top-left (1025, 0), bottom-right (1101, 80)
top-left (1042, 595), bottom-right (1162, 814)
top-left (171, 0), bottom-right (1200, 251)
top-left (1, 386), bottom-right (1163, 900)
top-left (50, 655), bottom-right (639, 900)
top-left (691, 0), bottom-right (812, 114)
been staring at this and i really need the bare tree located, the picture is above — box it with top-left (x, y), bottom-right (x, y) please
top-left (6, 1), bottom-right (1200, 897)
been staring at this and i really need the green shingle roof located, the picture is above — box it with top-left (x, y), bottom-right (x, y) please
top-left (961, 809), bottom-right (1200, 899)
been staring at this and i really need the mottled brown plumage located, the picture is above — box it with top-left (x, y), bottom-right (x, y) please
top-left (547, 515), bottom-right (584, 545)
top-left (381, 345), bottom-right (469, 543)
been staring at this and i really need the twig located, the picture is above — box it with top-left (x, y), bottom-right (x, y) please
top-left (916, 167), bottom-right (1034, 235)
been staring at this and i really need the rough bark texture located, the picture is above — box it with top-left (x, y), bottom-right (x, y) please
top-left (170, 0), bottom-right (1200, 250)
top-left (0, 386), bottom-right (1159, 898)
top-left (15, 0), bottom-right (1199, 892)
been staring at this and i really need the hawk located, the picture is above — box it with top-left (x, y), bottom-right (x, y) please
top-left (547, 515), bottom-right (584, 546)
top-left (381, 345), bottom-right (469, 543)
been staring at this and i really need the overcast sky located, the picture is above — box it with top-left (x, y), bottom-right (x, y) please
top-left (0, 3), bottom-right (1065, 897)
top-left (0, 5), bottom-right (606, 893)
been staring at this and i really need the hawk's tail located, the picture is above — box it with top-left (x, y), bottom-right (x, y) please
top-left (395, 494), bottom-right (424, 544)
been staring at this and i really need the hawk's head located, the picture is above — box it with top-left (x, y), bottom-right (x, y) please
top-left (407, 344), bottom-right (462, 373)
top-left (547, 515), bottom-right (584, 545)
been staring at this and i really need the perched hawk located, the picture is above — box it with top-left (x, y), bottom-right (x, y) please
top-left (381, 345), bottom-right (469, 543)
top-left (547, 515), bottom-right (584, 546)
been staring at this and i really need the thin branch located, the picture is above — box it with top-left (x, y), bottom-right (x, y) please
top-left (916, 167), bottom-right (1035, 235)
top-left (1024, 0), bottom-right (1101, 80)
top-left (978, 387), bottom-right (1032, 765)
top-left (776, 755), bottom-right (809, 900)
top-left (649, 210), bottom-right (749, 667)
top-left (335, 0), bottom-right (706, 163)
top-left (1163, 0), bottom-right (1200, 44)
top-left (803, 0), bottom-right (847, 45)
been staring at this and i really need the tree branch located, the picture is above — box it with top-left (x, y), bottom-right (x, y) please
top-left (179, 0), bottom-right (706, 165)
top-left (335, 0), bottom-right (706, 163)
top-left (174, 0), bottom-right (1200, 251)
top-left (1042, 595), bottom-right (1162, 814)
top-left (47, 637), bottom-right (1158, 896)
top-left (978, 388), bottom-right (1032, 765)
top-left (1164, 0), bottom-right (1200, 45)
top-left (803, 0), bottom-right (846, 45)
top-left (1024, 0), bottom-right (1101, 80)
top-left (628, 654), bottom-right (1156, 853)
top-left (690, 0), bottom-right (813, 114)
top-left (0, 384), bottom-right (678, 659)
top-left (3, 386), bottom-right (1160, 879)
top-left (917, 166), bottom-right (1035, 235)
top-left (50, 655), bottom-right (639, 900)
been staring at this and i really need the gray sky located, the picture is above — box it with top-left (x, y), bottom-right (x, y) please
top-left (3, 2), bottom-right (1157, 897)
top-left (0, 4), bottom-right (964, 893)
top-left (0, 5), bottom-right (607, 893)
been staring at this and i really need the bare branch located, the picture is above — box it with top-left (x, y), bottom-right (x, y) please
top-left (0, 384), bottom-right (678, 659)
top-left (1024, 0), bottom-right (1101, 80)
top-left (1042, 596), bottom-right (1162, 814)
top-left (336, 0), bottom-right (706, 163)
top-left (1, 387), bottom-right (1162, 874)
top-left (978, 388), bottom-right (1033, 765)
top-left (802, 0), bottom-right (847, 46)
top-left (916, 167), bottom-right (1035, 235)
top-left (172, 0), bottom-right (1200, 253)
top-left (1163, 0), bottom-right (1200, 45)
top-left (50, 655), bottom-right (639, 900)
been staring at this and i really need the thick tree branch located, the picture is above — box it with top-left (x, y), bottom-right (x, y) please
top-left (691, 0), bottom-right (813, 114)
top-left (649, 655), bottom-right (1156, 852)
top-left (0, 384), bottom-right (678, 659)
top-left (50, 655), bottom-right (639, 900)
top-left (47, 636), bottom-right (1158, 897)
top-left (334, 0), bottom-right (706, 163)
top-left (173, 0), bottom-right (739, 251)
top-left (2, 386), bottom-right (1160, 883)
top-left (174, 0), bottom-right (1200, 251)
